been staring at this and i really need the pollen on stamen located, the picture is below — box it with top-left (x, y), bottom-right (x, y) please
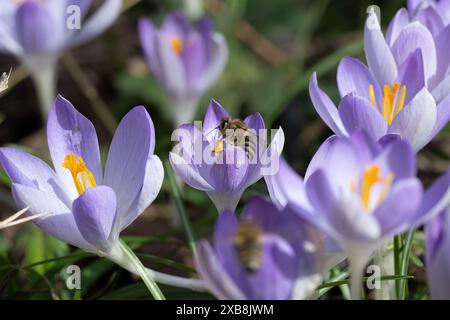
top-left (62, 153), bottom-right (97, 195)
top-left (169, 36), bottom-right (184, 55)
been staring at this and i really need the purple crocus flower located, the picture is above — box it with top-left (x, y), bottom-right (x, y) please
top-left (195, 196), bottom-right (324, 300)
top-left (265, 130), bottom-right (450, 299)
top-left (425, 208), bottom-right (450, 299)
top-left (390, 0), bottom-right (450, 103)
top-left (0, 0), bottom-right (122, 114)
top-left (310, 9), bottom-right (450, 151)
top-left (169, 100), bottom-right (284, 213)
top-left (139, 11), bottom-right (228, 127)
top-left (0, 95), bottom-right (164, 255)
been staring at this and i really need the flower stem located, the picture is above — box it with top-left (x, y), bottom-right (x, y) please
top-left (349, 253), bottom-right (367, 300)
top-left (117, 240), bottom-right (166, 300)
top-left (27, 57), bottom-right (57, 121)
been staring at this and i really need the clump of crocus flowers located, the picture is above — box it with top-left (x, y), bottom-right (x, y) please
top-left (3, 1), bottom-right (450, 301)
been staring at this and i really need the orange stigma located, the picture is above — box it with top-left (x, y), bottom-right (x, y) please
top-left (357, 165), bottom-right (394, 210)
top-left (169, 36), bottom-right (184, 55)
top-left (62, 153), bottom-right (97, 195)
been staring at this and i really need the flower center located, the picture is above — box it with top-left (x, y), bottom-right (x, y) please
top-left (368, 83), bottom-right (406, 125)
top-left (234, 220), bottom-right (264, 273)
top-left (62, 153), bottom-right (97, 195)
top-left (169, 36), bottom-right (184, 55)
top-left (351, 165), bottom-right (394, 210)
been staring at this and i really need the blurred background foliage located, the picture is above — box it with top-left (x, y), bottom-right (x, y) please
top-left (0, 0), bottom-right (444, 300)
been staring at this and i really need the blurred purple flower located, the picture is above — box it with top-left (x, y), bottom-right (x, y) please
top-left (0, 0), bottom-right (122, 115)
top-left (426, 208), bottom-right (450, 299)
top-left (169, 100), bottom-right (284, 213)
top-left (0, 0), bottom-right (122, 57)
top-left (310, 9), bottom-right (450, 151)
top-left (265, 130), bottom-right (450, 298)
top-left (139, 11), bottom-right (228, 126)
top-left (0, 95), bottom-right (163, 254)
top-left (195, 196), bottom-right (324, 300)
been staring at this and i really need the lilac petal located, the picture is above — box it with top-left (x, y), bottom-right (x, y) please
top-left (104, 107), bottom-right (151, 223)
top-left (169, 151), bottom-right (214, 191)
top-left (69, 0), bottom-right (122, 47)
top-left (431, 94), bottom-right (450, 139)
top-left (73, 186), bottom-right (117, 252)
top-left (161, 11), bottom-right (189, 40)
top-left (242, 196), bottom-right (280, 231)
top-left (15, 1), bottom-right (59, 54)
top-left (196, 16), bottom-right (213, 60)
top-left (139, 18), bottom-right (161, 78)
top-left (373, 139), bottom-right (417, 180)
top-left (407, 0), bottom-right (423, 13)
top-left (305, 135), bottom-right (363, 191)
top-left (431, 72), bottom-right (450, 104)
top-left (386, 8), bottom-right (411, 46)
top-left (432, 25), bottom-right (450, 91)
top-left (305, 169), bottom-right (337, 219)
top-left (389, 88), bottom-right (437, 151)
top-left (425, 211), bottom-right (450, 299)
top-left (195, 241), bottom-right (245, 300)
top-left (396, 49), bottom-right (425, 106)
top-left (11, 183), bottom-right (92, 251)
top-left (182, 31), bottom-right (207, 90)
top-left (309, 73), bottom-right (347, 136)
top-left (202, 99), bottom-right (229, 138)
top-left (364, 10), bottom-right (398, 86)
top-left (391, 22), bottom-right (436, 82)
top-left (118, 155), bottom-right (164, 232)
top-left (0, 147), bottom-right (71, 205)
top-left (374, 178), bottom-right (423, 237)
top-left (415, 5), bottom-right (445, 37)
top-left (154, 32), bottom-right (186, 99)
top-left (414, 170), bottom-right (450, 227)
top-left (378, 134), bottom-right (402, 148)
top-left (47, 95), bottom-right (102, 198)
top-left (196, 33), bottom-right (228, 93)
top-left (338, 93), bottom-right (388, 141)
top-left (243, 112), bottom-right (265, 132)
top-left (337, 56), bottom-right (381, 102)
top-left (265, 158), bottom-right (311, 210)
top-left (208, 146), bottom-right (249, 211)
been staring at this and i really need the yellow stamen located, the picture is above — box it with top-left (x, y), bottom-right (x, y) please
top-left (369, 85), bottom-right (377, 108)
top-left (211, 140), bottom-right (225, 157)
top-left (62, 153), bottom-right (97, 195)
top-left (169, 36), bottom-right (184, 55)
top-left (359, 165), bottom-right (394, 210)
top-left (368, 83), bottom-right (406, 125)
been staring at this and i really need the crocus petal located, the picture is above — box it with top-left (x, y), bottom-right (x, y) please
top-left (202, 99), bottom-right (229, 138)
top-left (15, 1), bottom-right (59, 54)
top-left (138, 18), bottom-right (160, 78)
top-left (396, 49), bottom-right (425, 105)
top-left (265, 158), bottom-right (311, 211)
top-left (425, 211), bottom-right (450, 299)
top-left (374, 178), bottom-right (423, 236)
top-left (154, 32), bottom-right (186, 99)
top-left (407, 0), bottom-right (423, 13)
top-left (338, 93), bottom-right (388, 141)
top-left (182, 32), bottom-right (207, 90)
top-left (364, 10), bottom-right (398, 85)
top-left (118, 155), bottom-right (164, 231)
top-left (390, 22), bottom-right (436, 82)
top-left (386, 8), bottom-right (411, 46)
top-left (69, 0), bottom-right (122, 47)
top-left (415, 5), bottom-right (445, 37)
top-left (389, 88), bottom-right (437, 151)
top-left (373, 139), bottom-right (416, 180)
top-left (161, 11), bottom-right (189, 39)
top-left (11, 183), bottom-right (92, 251)
top-left (104, 107), bottom-right (151, 223)
top-left (47, 95), bottom-right (102, 199)
top-left (73, 186), bottom-right (117, 252)
top-left (309, 73), bottom-right (347, 136)
top-left (414, 170), bottom-right (450, 227)
top-left (243, 112), bottom-right (265, 133)
top-left (431, 94), bottom-right (450, 139)
top-left (196, 33), bottom-right (228, 93)
top-left (195, 241), bottom-right (246, 300)
top-left (0, 147), bottom-right (71, 205)
top-left (431, 25), bottom-right (450, 94)
top-left (337, 56), bottom-right (381, 102)
top-left (169, 152), bottom-right (214, 191)
top-left (208, 146), bottom-right (249, 211)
